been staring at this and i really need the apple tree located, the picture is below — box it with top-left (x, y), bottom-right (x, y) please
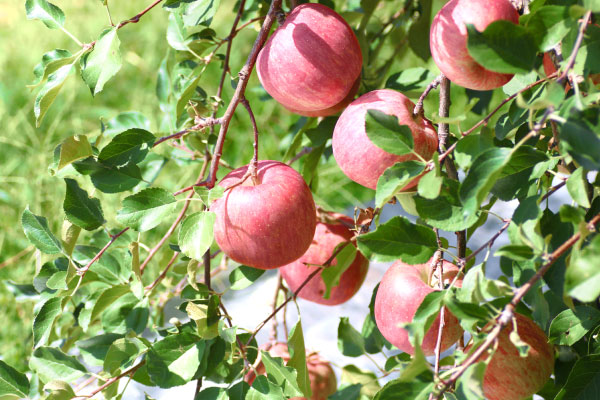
top-left (3, 0), bottom-right (600, 399)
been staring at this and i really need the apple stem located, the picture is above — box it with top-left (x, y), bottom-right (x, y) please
top-left (241, 96), bottom-right (260, 185)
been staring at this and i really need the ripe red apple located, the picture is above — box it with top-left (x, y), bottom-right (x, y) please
top-left (471, 312), bottom-right (554, 400)
top-left (374, 259), bottom-right (463, 356)
top-left (256, 3), bottom-right (362, 114)
top-left (211, 160), bottom-right (316, 270)
top-left (246, 342), bottom-right (337, 400)
top-left (283, 76), bottom-right (361, 117)
top-left (332, 89), bottom-right (438, 190)
top-left (280, 215), bottom-right (369, 305)
top-left (430, 0), bottom-right (519, 90)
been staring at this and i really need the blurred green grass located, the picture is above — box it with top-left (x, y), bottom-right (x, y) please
top-left (0, 0), bottom-right (376, 371)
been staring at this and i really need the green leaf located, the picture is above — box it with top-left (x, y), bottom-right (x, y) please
top-left (376, 161), bottom-right (425, 208)
top-left (373, 379), bottom-right (432, 400)
top-left (116, 188), bottom-right (177, 232)
top-left (495, 245), bottom-right (535, 262)
top-left (22, 208), bottom-right (62, 254)
top-left (77, 333), bottom-right (124, 367)
top-left (385, 68), bottom-right (437, 93)
top-left (246, 375), bottom-right (285, 399)
top-left (228, 265), bottom-right (265, 290)
top-left (466, 21), bottom-right (537, 74)
top-left (321, 243), bottom-right (357, 299)
top-left (33, 297), bottom-right (62, 348)
top-left (565, 235), bottom-right (600, 302)
top-left (104, 112), bottom-right (152, 138)
top-left (104, 338), bottom-right (147, 376)
top-left (560, 115), bottom-right (600, 171)
top-left (29, 347), bottom-right (87, 383)
top-left (182, 0), bottom-right (221, 27)
top-left (338, 317), bottom-right (365, 357)
top-left (554, 354), bottom-right (600, 400)
top-left (261, 352), bottom-right (304, 398)
top-left (460, 147), bottom-right (511, 216)
top-left (179, 211), bottom-right (216, 261)
top-left (0, 360), bottom-right (30, 399)
top-left (146, 333), bottom-right (206, 388)
top-left (402, 291), bottom-right (444, 348)
top-left (525, 6), bottom-right (575, 51)
top-left (28, 49), bottom-right (75, 88)
top-left (80, 28), bottom-right (122, 95)
top-left (90, 284), bottom-right (131, 322)
top-left (73, 246), bottom-right (130, 284)
top-left (25, 0), bottom-right (65, 29)
top-left (58, 135), bottom-right (93, 171)
top-left (63, 179), bottom-right (105, 231)
top-left (365, 109), bottom-right (414, 156)
top-left (193, 186), bottom-right (225, 207)
top-left (342, 365), bottom-right (380, 397)
top-left (491, 145), bottom-right (549, 201)
top-left (357, 216), bottom-right (437, 264)
top-left (549, 306), bottom-right (600, 346)
top-left (43, 380), bottom-right (76, 400)
top-left (287, 321), bottom-right (311, 398)
top-left (454, 362), bottom-right (486, 400)
top-left (583, 0), bottom-right (600, 11)
top-left (196, 387), bottom-right (228, 400)
top-left (566, 167), bottom-right (591, 208)
top-left (34, 61), bottom-right (77, 126)
top-left (414, 179), bottom-right (480, 231)
top-left (98, 128), bottom-right (155, 167)
top-left (407, 0), bottom-right (433, 61)
top-left (90, 162), bottom-right (143, 193)
top-left (417, 170), bottom-right (442, 200)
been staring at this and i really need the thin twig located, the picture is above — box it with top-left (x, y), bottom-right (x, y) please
top-left (74, 361), bottom-right (145, 398)
top-left (206, 0), bottom-right (283, 189)
top-left (145, 252), bottom-right (179, 292)
top-left (78, 228), bottom-right (129, 274)
top-left (556, 11), bottom-right (592, 85)
top-left (116, 0), bottom-right (163, 29)
top-left (153, 117), bottom-right (222, 147)
top-left (287, 146), bottom-right (314, 165)
top-left (414, 74), bottom-right (444, 117)
top-left (269, 274), bottom-right (284, 342)
top-left (0, 246), bottom-right (34, 269)
top-left (240, 96), bottom-right (260, 184)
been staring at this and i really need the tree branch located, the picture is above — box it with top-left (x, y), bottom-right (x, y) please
top-left (414, 74), bottom-right (444, 117)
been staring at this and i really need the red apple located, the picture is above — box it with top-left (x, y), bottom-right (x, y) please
top-left (332, 89), bottom-right (438, 190)
top-left (246, 342), bottom-right (337, 400)
top-left (430, 0), bottom-right (519, 90)
top-left (374, 259), bottom-right (463, 356)
top-left (280, 215), bottom-right (369, 305)
top-left (471, 312), bottom-right (554, 400)
top-left (283, 76), bottom-right (361, 117)
top-left (256, 3), bottom-right (362, 114)
top-left (211, 160), bottom-right (316, 270)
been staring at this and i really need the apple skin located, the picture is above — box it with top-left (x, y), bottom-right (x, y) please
top-left (430, 0), bottom-right (519, 90)
top-left (256, 3), bottom-right (362, 114)
top-left (246, 342), bottom-right (337, 400)
top-left (374, 259), bottom-right (463, 356)
top-left (472, 312), bottom-right (554, 400)
top-left (211, 160), bottom-right (316, 270)
top-left (332, 89), bottom-right (438, 190)
top-left (280, 215), bottom-right (369, 305)
top-left (284, 76), bottom-right (361, 117)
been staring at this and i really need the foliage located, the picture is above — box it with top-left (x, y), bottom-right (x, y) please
top-left (1, 0), bottom-right (600, 399)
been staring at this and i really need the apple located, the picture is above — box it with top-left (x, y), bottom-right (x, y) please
top-left (280, 215), bottom-right (369, 305)
top-left (211, 160), bottom-right (316, 270)
top-left (471, 312), bottom-right (554, 400)
top-left (283, 76), bottom-right (361, 117)
top-left (332, 89), bottom-right (438, 190)
top-left (256, 3), bottom-right (362, 114)
top-left (430, 0), bottom-right (519, 90)
top-left (374, 258), bottom-right (463, 356)
top-left (246, 342), bottom-right (337, 400)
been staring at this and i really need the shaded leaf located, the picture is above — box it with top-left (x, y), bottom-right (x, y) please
top-left (29, 347), bottom-right (87, 383)
top-left (63, 179), bottom-right (105, 230)
top-left (338, 317), bottom-right (365, 357)
top-left (146, 333), bottom-right (206, 388)
top-left (565, 235), bottom-right (600, 302)
top-left (376, 161), bottom-right (425, 208)
top-left (33, 297), bottom-right (62, 348)
top-left (58, 135), bottom-right (93, 171)
top-left (0, 360), bottom-right (30, 398)
top-left (22, 208), bottom-right (62, 254)
top-left (287, 321), bottom-right (311, 398)
top-left (98, 128), bottom-right (155, 167)
top-left (365, 110), bottom-right (414, 156)
top-left (179, 211), bottom-right (216, 261)
top-left (228, 265), bottom-right (265, 290)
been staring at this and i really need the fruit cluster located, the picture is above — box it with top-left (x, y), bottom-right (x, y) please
top-left (211, 1), bottom-right (555, 399)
